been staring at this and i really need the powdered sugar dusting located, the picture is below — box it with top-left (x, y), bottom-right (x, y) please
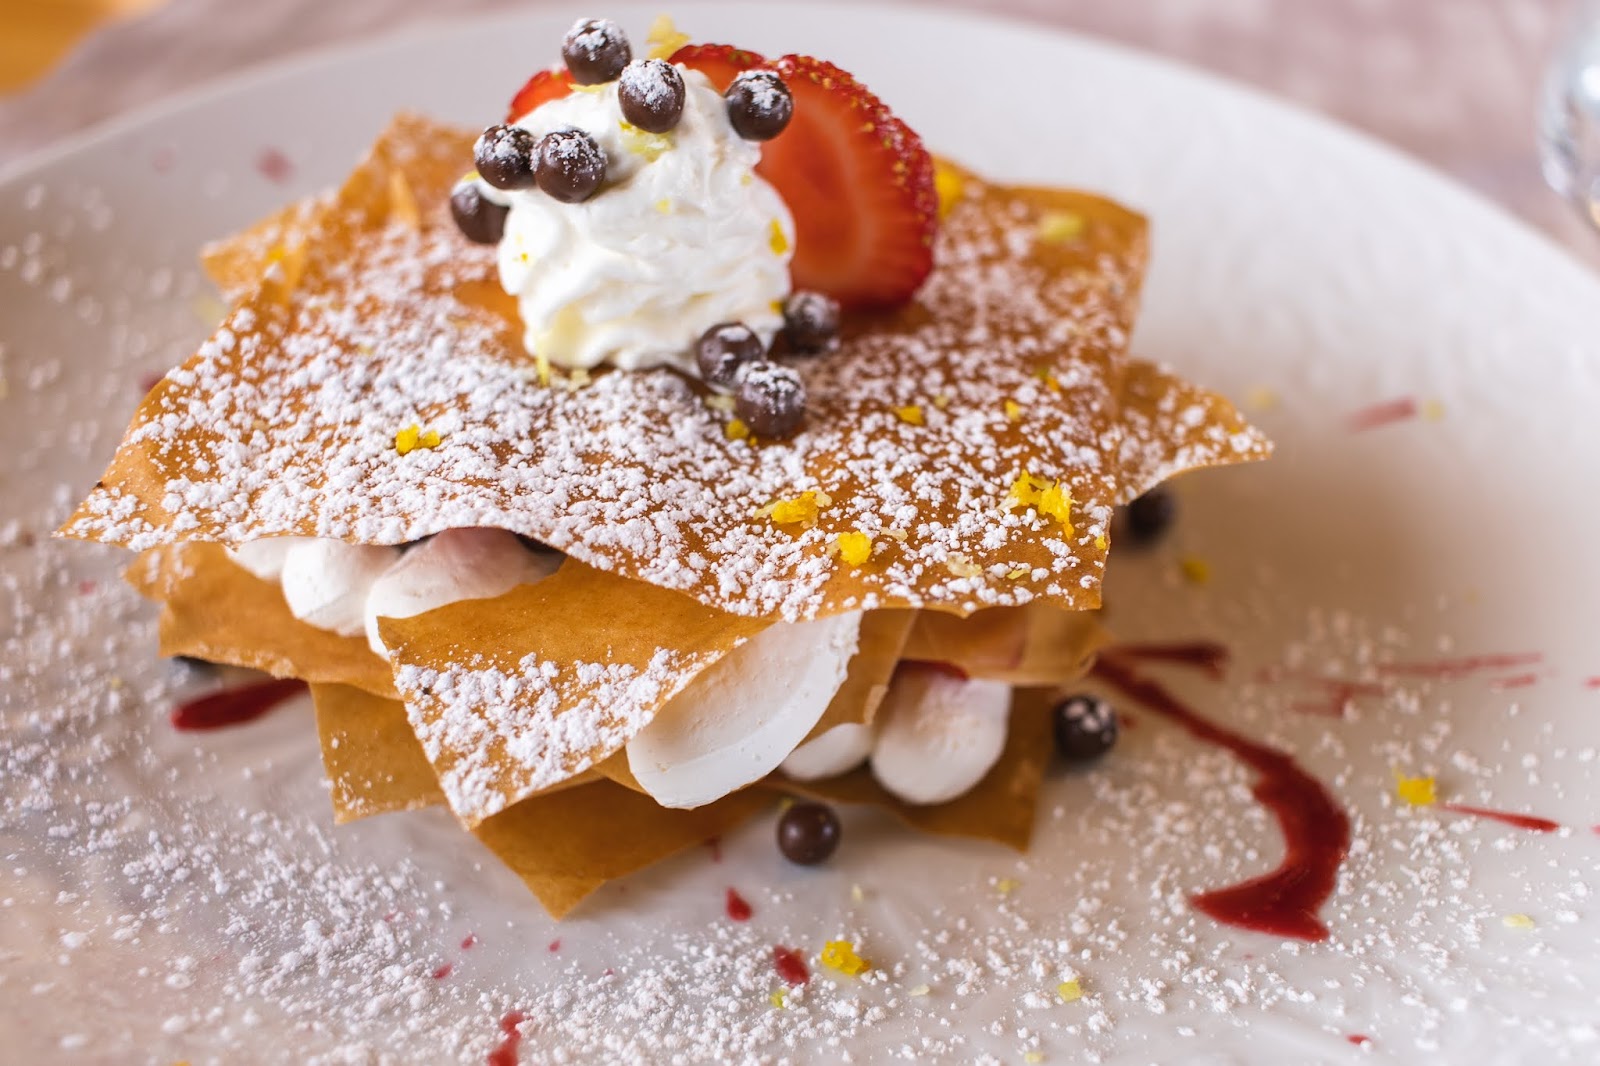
top-left (63, 116), bottom-right (1264, 622)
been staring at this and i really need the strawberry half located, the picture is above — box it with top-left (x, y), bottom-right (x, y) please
top-left (505, 66), bottom-right (573, 123)
top-left (675, 47), bottom-right (938, 310)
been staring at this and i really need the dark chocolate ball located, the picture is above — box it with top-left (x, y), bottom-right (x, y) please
top-left (561, 17), bottom-right (632, 84)
top-left (725, 70), bottom-right (793, 141)
top-left (473, 124), bottom-right (538, 191)
top-left (777, 802), bottom-right (840, 865)
top-left (1116, 486), bottom-right (1177, 549)
top-left (618, 58), bottom-right (687, 133)
top-left (734, 360), bottom-right (807, 439)
top-left (535, 128), bottom-right (607, 203)
top-left (695, 322), bottom-right (765, 388)
top-left (448, 180), bottom-right (509, 244)
top-left (782, 290), bottom-right (841, 355)
top-left (1051, 693), bottom-right (1120, 762)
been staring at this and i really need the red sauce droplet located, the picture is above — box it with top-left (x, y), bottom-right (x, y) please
top-left (486, 1011), bottom-right (524, 1066)
top-left (1344, 395), bottom-right (1417, 432)
top-left (1376, 651), bottom-right (1541, 680)
top-left (1094, 656), bottom-right (1350, 942)
top-left (256, 147), bottom-right (294, 184)
top-left (462, 933), bottom-right (479, 949)
top-left (1347, 1033), bottom-right (1372, 1047)
top-left (705, 836), bottom-right (723, 863)
top-left (725, 888), bottom-right (753, 921)
top-left (1489, 673), bottom-right (1539, 691)
top-left (547, 939), bottom-right (561, 953)
top-left (1441, 803), bottom-right (1561, 833)
top-left (171, 677), bottom-right (305, 731)
top-left (773, 945), bottom-right (809, 986)
top-left (1106, 641), bottom-right (1230, 680)
top-left (432, 962), bottom-right (453, 980)
top-left (1288, 678), bottom-right (1388, 719)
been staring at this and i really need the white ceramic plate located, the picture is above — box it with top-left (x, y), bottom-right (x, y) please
top-left (4, 4), bottom-right (1599, 1063)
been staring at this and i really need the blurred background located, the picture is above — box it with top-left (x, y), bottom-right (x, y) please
top-left (2, 0), bottom-right (1595, 264)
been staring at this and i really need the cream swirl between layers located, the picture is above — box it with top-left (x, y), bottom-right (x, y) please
top-left (488, 67), bottom-right (794, 374)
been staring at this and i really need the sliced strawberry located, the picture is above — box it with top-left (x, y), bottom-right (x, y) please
top-left (675, 48), bottom-right (937, 310)
top-left (764, 56), bottom-right (938, 310)
top-left (666, 43), bottom-right (768, 91)
top-left (505, 66), bottom-right (573, 123)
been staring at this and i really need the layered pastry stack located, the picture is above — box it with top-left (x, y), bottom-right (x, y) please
top-left (63, 18), bottom-right (1269, 916)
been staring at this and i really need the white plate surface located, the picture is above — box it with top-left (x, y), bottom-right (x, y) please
top-left (3, 4), bottom-right (1599, 1063)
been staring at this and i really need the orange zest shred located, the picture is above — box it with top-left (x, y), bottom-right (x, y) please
top-left (1395, 773), bottom-right (1437, 807)
top-left (819, 939), bottom-right (870, 976)
top-left (836, 530), bottom-right (873, 567)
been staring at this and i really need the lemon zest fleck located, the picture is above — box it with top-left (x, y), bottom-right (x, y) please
top-left (896, 404), bottom-right (924, 426)
top-left (933, 161), bottom-right (965, 219)
top-left (762, 490), bottom-right (830, 529)
top-left (1422, 398), bottom-right (1446, 422)
top-left (1094, 533), bottom-right (1109, 551)
top-left (619, 122), bottom-right (673, 161)
top-left (820, 939), bottom-right (870, 976)
top-left (945, 554), bottom-right (983, 579)
top-left (850, 883), bottom-right (865, 903)
top-left (646, 14), bottom-right (691, 59)
top-left (1007, 567), bottom-right (1029, 580)
top-left (1396, 773), bottom-right (1437, 807)
top-left (769, 219), bottom-right (790, 256)
top-left (535, 351), bottom-right (552, 387)
top-left (836, 530), bottom-right (873, 567)
top-left (1003, 399), bottom-right (1023, 423)
top-left (932, 392), bottom-right (951, 410)
top-left (1057, 979), bottom-right (1083, 1003)
top-left (387, 170), bottom-right (420, 230)
top-left (1025, 1053), bottom-right (1045, 1064)
top-left (1179, 555), bottom-right (1211, 584)
top-left (769, 988), bottom-right (786, 1009)
top-left (1004, 472), bottom-right (1073, 534)
top-left (884, 528), bottom-right (909, 542)
top-left (704, 393), bottom-right (736, 412)
top-left (908, 983), bottom-right (931, 997)
top-left (1038, 210), bottom-right (1085, 243)
top-left (654, 198), bottom-right (673, 214)
top-left (725, 418), bottom-right (751, 441)
top-left (995, 877), bottom-right (1020, 896)
top-left (394, 424), bottom-right (441, 455)
top-left (1503, 913), bottom-right (1535, 930)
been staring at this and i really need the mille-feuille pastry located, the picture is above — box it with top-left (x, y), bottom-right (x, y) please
top-left (65, 17), bottom-right (1270, 916)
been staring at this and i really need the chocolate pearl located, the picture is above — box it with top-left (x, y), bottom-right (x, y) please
top-left (695, 322), bottom-right (765, 388)
top-left (535, 128), bottom-right (607, 203)
top-left (1116, 486), bottom-right (1177, 549)
top-left (1052, 693), bottom-right (1119, 762)
top-left (474, 124), bottom-right (537, 190)
top-left (777, 802), bottom-right (840, 865)
top-left (725, 70), bottom-right (793, 141)
top-left (618, 59), bottom-right (686, 133)
top-left (782, 290), bottom-right (841, 355)
top-left (448, 180), bottom-right (509, 244)
top-left (735, 360), bottom-right (807, 439)
top-left (561, 17), bottom-right (631, 84)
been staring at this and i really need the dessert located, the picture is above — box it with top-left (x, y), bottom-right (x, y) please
top-left (61, 16), bottom-right (1270, 916)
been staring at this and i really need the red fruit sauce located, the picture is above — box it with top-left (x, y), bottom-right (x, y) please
top-left (1440, 803), bottom-right (1561, 833)
top-left (170, 677), bottom-right (306, 731)
top-left (772, 946), bottom-right (809, 986)
top-left (486, 1011), bottom-right (525, 1066)
top-left (725, 888), bottom-right (753, 921)
top-left (1094, 656), bottom-right (1350, 942)
top-left (1106, 641), bottom-right (1231, 680)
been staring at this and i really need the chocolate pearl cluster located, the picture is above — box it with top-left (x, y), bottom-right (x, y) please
top-left (471, 122), bottom-right (608, 206)
top-left (692, 294), bottom-right (844, 441)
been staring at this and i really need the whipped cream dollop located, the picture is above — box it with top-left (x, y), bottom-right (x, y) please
top-left (489, 67), bottom-right (794, 374)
